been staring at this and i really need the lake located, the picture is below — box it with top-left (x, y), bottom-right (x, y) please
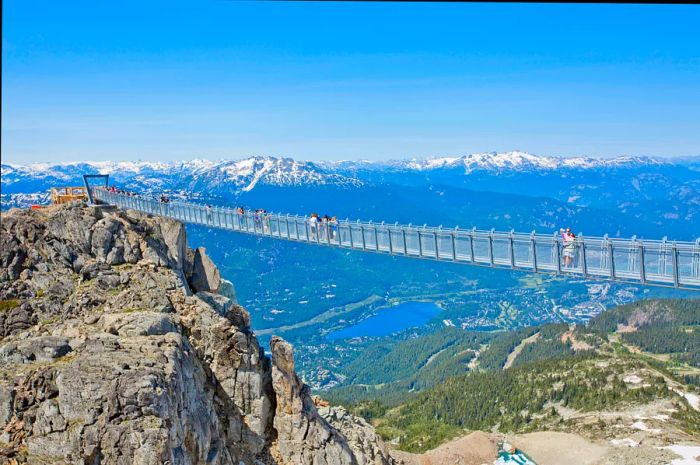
top-left (327, 301), bottom-right (442, 340)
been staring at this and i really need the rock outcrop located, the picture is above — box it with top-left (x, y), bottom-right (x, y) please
top-left (271, 336), bottom-right (355, 465)
top-left (317, 406), bottom-right (396, 465)
top-left (0, 202), bottom-right (393, 465)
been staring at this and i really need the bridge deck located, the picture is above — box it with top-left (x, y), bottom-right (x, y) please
top-left (93, 188), bottom-right (700, 290)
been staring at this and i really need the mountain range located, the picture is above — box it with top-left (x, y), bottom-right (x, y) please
top-left (3, 151), bottom-right (699, 240)
top-left (3, 151), bottom-right (698, 192)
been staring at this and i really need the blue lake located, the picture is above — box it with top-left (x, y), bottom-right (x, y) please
top-left (327, 301), bottom-right (442, 340)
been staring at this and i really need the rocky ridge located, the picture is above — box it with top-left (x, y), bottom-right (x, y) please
top-left (0, 202), bottom-right (394, 465)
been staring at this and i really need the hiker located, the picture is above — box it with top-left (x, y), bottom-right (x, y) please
top-left (309, 213), bottom-right (319, 240)
top-left (206, 204), bottom-right (213, 224)
top-left (319, 215), bottom-right (329, 240)
top-left (560, 227), bottom-right (576, 267)
top-left (235, 207), bottom-right (245, 229)
top-left (261, 209), bottom-right (270, 233)
top-left (329, 216), bottom-right (338, 240)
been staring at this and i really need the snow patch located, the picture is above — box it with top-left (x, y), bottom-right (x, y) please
top-left (630, 420), bottom-right (661, 433)
top-left (675, 390), bottom-right (700, 411)
top-left (660, 445), bottom-right (700, 465)
top-left (610, 438), bottom-right (639, 448)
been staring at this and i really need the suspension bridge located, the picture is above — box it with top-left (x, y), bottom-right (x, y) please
top-left (84, 175), bottom-right (700, 291)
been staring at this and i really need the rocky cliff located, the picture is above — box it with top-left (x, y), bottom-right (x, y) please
top-left (0, 202), bottom-right (395, 465)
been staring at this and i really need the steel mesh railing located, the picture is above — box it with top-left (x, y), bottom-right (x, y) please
top-left (93, 188), bottom-right (700, 290)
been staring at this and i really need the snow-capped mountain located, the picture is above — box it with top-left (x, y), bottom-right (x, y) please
top-left (187, 157), bottom-right (362, 192)
top-left (0, 156), bottom-right (362, 198)
top-left (334, 151), bottom-right (668, 173)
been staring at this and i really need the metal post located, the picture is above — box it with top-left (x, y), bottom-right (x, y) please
top-left (639, 241), bottom-right (646, 284)
top-left (608, 238), bottom-right (616, 279)
top-left (488, 229), bottom-right (495, 266)
top-left (469, 228), bottom-right (476, 262)
top-left (694, 239), bottom-right (700, 279)
top-left (388, 227), bottom-right (394, 253)
top-left (660, 237), bottom-right (668, 277)
top-left (451, 229), bottom-right (457, 261)
top-left (402, 229), bottom-right (408, 255)
top-left (433, 230), bottom-right (439, 259)
top-left (672, 241), bottom-right (680, 287)
top-left (374, 225), bottom-right (380, 252)
top-left (628, 235), bottom-right (637, 274)
top-left (509, 230), bottom-right (516, 268)
top-left (349, 223), bottom-right (355, 248)
top-left (417, 230), bottom-right (423, 256)
top-left (580, 235), bottom-right (588, 277)
top-left (360, 224), bottom-right (367, 250)
top-left (530, 231), bottom-right (538, 272)
top-left (555, 233), bottom-right (562, 274)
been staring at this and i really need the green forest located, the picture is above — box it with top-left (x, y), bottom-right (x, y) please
top-left (377, 355), bottom-right (670, 452)
top-left (326, 298), bottom-right (700, 453)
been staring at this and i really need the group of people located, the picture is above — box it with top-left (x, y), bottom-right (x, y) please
top-left (253, 208), bottom-right (270, 231)
top-left (106, 185), bottom-right (139, 197)
top-left (232, 207), bottom-right (271, 232)
top-left (309, 213), bottom-right (339, 241)
top-left (229, 208), bottom-right (339, 240)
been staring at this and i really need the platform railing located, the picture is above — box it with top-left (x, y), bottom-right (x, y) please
top-left (93, 188), bottom-right (700, 290)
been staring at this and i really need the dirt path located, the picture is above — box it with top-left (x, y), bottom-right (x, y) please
top-left (390, 431), bottom-right (498, 465)
top-left (503, 332), bottom-right (540, 369)
top-left (391, 431), bottom-right (609, 465)
top-left (390, 423), bottom-right (699, 465)
top-left (508, 432), bottom-right (607, 465)
top-left (422, 348), bottom-right (447, 368)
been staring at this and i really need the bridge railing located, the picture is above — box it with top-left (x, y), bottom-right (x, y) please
top-left (93, 188), bottom-right (700, 290)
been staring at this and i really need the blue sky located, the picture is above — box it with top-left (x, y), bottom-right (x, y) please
top-left (2, 2), bottom-right (699, 164)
